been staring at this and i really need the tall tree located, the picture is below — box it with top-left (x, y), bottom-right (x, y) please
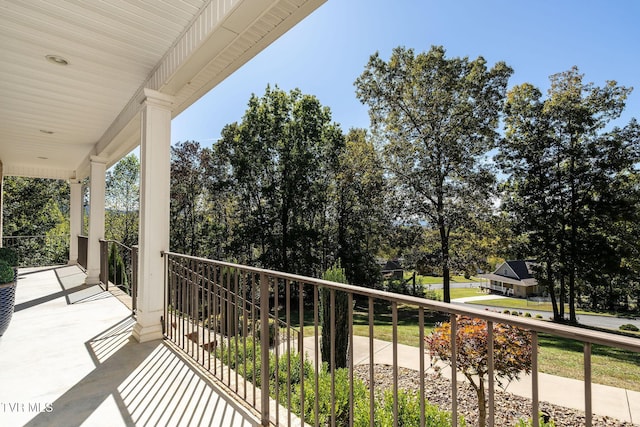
top-left (3, 177), bottom-right (69, 237)
top-left (334, 128), bottom-right (387, 287)
top-left (105, 154), bottom-right (139, 247)
top-left (215, 86), bottom-right (343, 276)
top-left (170, 141), bottom-right (211, 256)
top-left (355, 46), bottom-right (512, 302)
top-left (499, 67), bottom-right (639, 322)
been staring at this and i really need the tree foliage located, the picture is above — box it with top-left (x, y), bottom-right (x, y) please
top-left (105, 154), bottom-right (139, 247)
top-left (214, 86), bottom-right (343, 276)
top-left (498, 67), bottom-right (640, 320)
top-left (355, 45), bottom-right (512, 302)
top-left (320, 262), bottom-right (349, 370)
top-left (426, 316), bottom-right (532, 427)
top-left (335, 128), bottom-right (386, 287)
top-left (170, 140), bottom-right (212, 256)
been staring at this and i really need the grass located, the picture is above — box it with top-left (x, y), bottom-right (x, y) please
top-left (407, 272), bottom-right (483, 285)
top-left (466, 297), bottom-right (617, 317)
top-left (282, 298), bottom-right (640, 392)
top-left (537, 334), bottom-right (640, 391)
top-left (433, 287), bottom-right (486, 300)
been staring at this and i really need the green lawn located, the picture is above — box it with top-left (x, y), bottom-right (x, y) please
top-left (433, 287), bottom-right (486, 300)
top-left (283, 300), bottom-right (640, 392)
top-left (538, 334), bottom-right (640, 392)
top-left (466, 297), bottom-right (616, 317)
top-left (407, 272), bottom-right (483, 285)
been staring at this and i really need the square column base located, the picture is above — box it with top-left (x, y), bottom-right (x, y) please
top-left (85, 270), bottom-right (100, 285)
top-left (132, 312), bottom-right (164, 343)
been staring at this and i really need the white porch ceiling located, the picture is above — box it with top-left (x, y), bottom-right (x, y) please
top-left (0, 0), bottom-right (325, 180)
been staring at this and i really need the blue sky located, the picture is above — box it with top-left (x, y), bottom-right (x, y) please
top-left (171, 0), bottom-right (640, 147)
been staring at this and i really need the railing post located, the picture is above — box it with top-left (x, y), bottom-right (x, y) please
top-left (132, 245), bottom-right (138, 314)
top-left (532, 332), bottom-right (539, 427)
top-left (584, 342), bottom-right (592, 427)
top-left (99, 239), bottom-right (108, 290)
top-left (488, 321), bottom-right (495, 427)
top-left (450, 314), bottom-right (458, 427)
top-left (260, 271), bottom-right (270, 426)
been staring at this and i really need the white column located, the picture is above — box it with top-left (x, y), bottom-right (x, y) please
top-left (68, 180), bottom-right (82, 264)
top-left (85, 157), bottom-right (107, 284)
top-left (132, 88), bottom-right (173, 343)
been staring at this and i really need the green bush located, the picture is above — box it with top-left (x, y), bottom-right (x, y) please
top-left (108, 243), bottom-right (127, 287)
top-left (535, 314), bottom-right (543, 319)
top-left (0, 248), bottom-right (18, 267)
top-left (423, 289), bottom-right (441, 301)
top-left (215, 335), bottom-right (462, 426)
top-left (515, 414), bottom-right (556, 426)
top-left (511, 310), bottom-right (519, 316)
top-left (321, 262), bottom-right (349, 369)
top-left (503, 309), bottom-right (511, 314)
top-left (524, 312), bottom-right (532, 318)
top-left (353, 388), bottom-right (464, 427)
top-left (620, 323), bottom-right (639, 332)
top-left (0, 260), bottom-right (15, 284)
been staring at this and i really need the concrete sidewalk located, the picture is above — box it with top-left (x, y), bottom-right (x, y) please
top-left (300, 335), bottom-right (639, 425)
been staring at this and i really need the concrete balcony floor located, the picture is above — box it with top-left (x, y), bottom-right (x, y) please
top-left (0, 265), bottom-right (259, 427)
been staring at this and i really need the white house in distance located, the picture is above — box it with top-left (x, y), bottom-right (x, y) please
top-left (480, 260), bottom-right (540, 298)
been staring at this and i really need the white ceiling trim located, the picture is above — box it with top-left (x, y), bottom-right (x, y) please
top-left (78, 0), bottom-right (325, 178)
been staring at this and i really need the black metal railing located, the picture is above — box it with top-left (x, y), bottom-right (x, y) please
top-left (163, 251), bottom-right (640, 427)
top-left (78, 235), bottom-right (88, 270)
top-left (100, 239), bottom-right (137, 313)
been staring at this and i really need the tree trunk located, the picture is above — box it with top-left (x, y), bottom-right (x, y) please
top-left (440, 223), bottom-right (451, 303)
top-left (547, 261), bottom-right (560, 321)
top-left (569, 268), bottom-right (577, 324)
top-left (559, 274), bottom-right (566, 320)
top-left (478, 377), bottom-right (487, 427)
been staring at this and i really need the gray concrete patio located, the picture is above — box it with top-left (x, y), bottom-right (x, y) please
top-left (0, 265), bottom-right (259, 427)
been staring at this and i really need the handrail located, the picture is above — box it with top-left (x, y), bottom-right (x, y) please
top-left (163, 251), bottom-right (639, 427)
top-left (162, 251), bottom-right (640, 353)
top-left (101, 238), bottom-right (137, 314)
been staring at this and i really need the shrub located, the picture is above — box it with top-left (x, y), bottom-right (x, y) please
top-left (216, 334), bottom-right (461, 426)
top-left (108, 243), bottom-right (127, 287)
top-left (321, 262), bottom-right (349, 370)
top-left (535, 314), bottom-right (543, 319)
top-left (353, 389), bottom-right (464, 427)
top-left (426, 316), bottom-right (532, 427)
top-left (620, 323), bottom-right (640, 332)
top-left (0, 260), bottom-right (15, 284)
top-left (511, 310), bottom-right (519, 316)
top-left (515, 414), bottom-right (556, 426)
top-left (524, 312), bottom-right (532, 318)
top-left (423, 289), bottom-right (441, 301)
top-left (0, 247), bottom-right (18, 267)
top-left (503, 309), bottom-right (511, 314)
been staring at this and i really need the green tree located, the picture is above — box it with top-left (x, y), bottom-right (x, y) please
top-left (2, 177), bottom-right (70, 265)
top-left (105, 154), bottom-right (139, 247)
top-left (320, 262), bottom-right (349, 370)
top-left (215, 85), bottom-right (343, 276)
top-left (170, 141), bottom-right (211, 256)
top-left (355, 46), bottom-right (512, 302)
top-left (499, 67), bottom-right (639, 321)
top-left (335, 128), bottom-right (387, 288)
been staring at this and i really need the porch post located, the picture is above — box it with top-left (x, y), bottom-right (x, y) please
top-left (85, 157), bottom-right (106, 284)
top-left (132, 88), bottom-right (173, 343)
top-left (68, 180), bottom-right (82, 265)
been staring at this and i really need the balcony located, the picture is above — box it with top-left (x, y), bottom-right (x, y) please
top-left (0, 264), bottom-right (258, 426)
top-left (1, 252), bottom-right (639, 426)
